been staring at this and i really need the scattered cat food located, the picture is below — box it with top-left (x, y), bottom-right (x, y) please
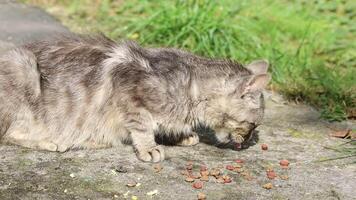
top-left (241, 172), bottom-right (253, 181)
top-left (235, 159), bottom-right (244, 164)
top-left (185, 177), bottom-right (195, 183)
top-left (266, 170), bottom-right (277, 179)
top-left (200, 175), bottom-right (209, 182)
top-left (280, 175), bottom-right (289, 180)
top-left (186, 164), bottom-right (193, 170)
top-left (216, 177), bottom-right (225, 184)
top-left (233, 164), bottom-right (243, 168)
top-left (222, 175), bottom-right (232, 183)
top-left (226, 165), bottom-right (234, 171)
top-left (190, 173), bottom-right (201, 179)
top-left (197, 192), bottom-right (207, 200)
top-left (261, 144), bottom-right (268, 150)
top-left (200, 170), bottom-right (209, 176)
top-left (146, 189), bottom-right (158, 196)
top-left (192, 181), bottom-right (203, 189)
top-left (235, 143), bottom-right (242, 149)
top-left (153, 164), bottom-right (163, 173)
top-left (200, 165), bottom-right (208, 171)
top-left (280, 160), bottom-right (289, 168)
top-left (263, 183), bottom-right (273, 190)
top-left (233, 167), bottom-right (243, 173)
top-left (209, 169), bottom-right (221, 177)
top-left (181, 170), bottom-right (189, 176)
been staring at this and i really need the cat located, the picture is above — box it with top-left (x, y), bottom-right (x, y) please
top-left (0, 34), bottom-right (270, 162)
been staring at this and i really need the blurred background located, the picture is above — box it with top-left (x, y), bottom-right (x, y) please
top-left (22, 0), bottom-right (355, 121)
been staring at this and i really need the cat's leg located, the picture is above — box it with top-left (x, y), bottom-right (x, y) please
top-left (177, 131), bottom-right (200, 146)
top-left (126, 112), bottom-right (164, 163)
top-left (4, 126), bottom-right (64, 152)
top-left (5, 136), bottom-right (58, 152)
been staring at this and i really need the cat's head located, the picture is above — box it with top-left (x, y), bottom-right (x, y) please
top-left (201, 60), bottom-right (270, 146)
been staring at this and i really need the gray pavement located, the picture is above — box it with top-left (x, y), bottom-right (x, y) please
top-left (0, 1), bottom-right (355, 200)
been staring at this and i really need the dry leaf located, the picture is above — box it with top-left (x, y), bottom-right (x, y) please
top-left (330, 130), bottom-right (351, 138)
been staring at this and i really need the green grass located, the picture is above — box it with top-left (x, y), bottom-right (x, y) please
top-left (24, 0), bottom-right (356, 121)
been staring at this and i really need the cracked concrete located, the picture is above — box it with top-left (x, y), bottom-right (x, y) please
top-left (0, 1), bottom-right (355, 200)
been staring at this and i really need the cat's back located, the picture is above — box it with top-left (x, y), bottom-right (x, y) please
top-left (22, 34), bottom-right (116, 85)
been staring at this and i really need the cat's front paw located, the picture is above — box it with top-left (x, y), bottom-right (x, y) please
top-left (135, 145), bottom-right (165, 162)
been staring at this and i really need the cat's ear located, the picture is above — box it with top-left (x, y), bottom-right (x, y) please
top-left (242, 74), bottom-right (270, 95)
top-left (246, 60), bottom-right (269, 75)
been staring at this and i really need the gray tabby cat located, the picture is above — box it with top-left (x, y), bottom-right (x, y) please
top-left (0, 34), bottom-right (270, 162)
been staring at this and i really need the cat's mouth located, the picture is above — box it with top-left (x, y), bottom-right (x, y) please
top-left (222, 123), bottom-right (258, 149)
top-left (213, 122), bottom-right (258, 149)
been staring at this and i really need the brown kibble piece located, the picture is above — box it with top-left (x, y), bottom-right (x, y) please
top-left (210, 169), bottom-right (220, 177)
top-left (235, 143), bottom-right (242, 149)
top-left (224, 178), bottom-right (232, 183)
top-left (261, 144), bottom-right (268, 150)
top-left (222, 175), bottom-right (232, 183)
top-left (186, 164), bottom-right (193, 170)
top-left (181, 170), bottom-right (189, 176)
top-left (226, 165), bottom-right (234, 171)
top-left (280, 175), bottom-right (289, 180)
top-left (200, 170), bottom-right (209, 176)
top-left (263, 183), bottom-right (273, 189)
top-left (185, 177), bottom-right (195, 182)
top-left (190, 173), bottom-right (201, 179)
top-left (200, 175), bottom-right (209, 182)
top-left (216, 177), bottom-right (225, 184)
top-left (197, 192), bottom-right (206, 200)
top-left (192, 181), bottom-right (203, 189)
top-left (234, 164), bottom-right (242, 168)
top-left (266, 170), bottom-right (277, 179)
top-left (280, 160), bottom-right (289, 168)
top-left (200, 165), bottom-right (208, 171)
top-left (233, 167), bottom-right (243, 173)
top-left (241, 172), bottom-right (253, 181)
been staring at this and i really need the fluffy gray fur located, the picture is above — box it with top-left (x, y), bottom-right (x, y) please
top-left (0, 34), bottom-right (270, 162)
